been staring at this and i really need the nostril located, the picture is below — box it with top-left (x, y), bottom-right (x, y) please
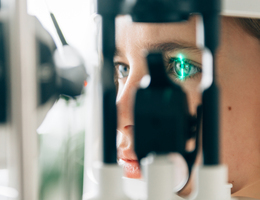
top-left (124, 125), bottom-right (134, 130)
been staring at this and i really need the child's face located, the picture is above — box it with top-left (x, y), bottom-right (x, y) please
top-left (115, 15), bottom-right (260, 194)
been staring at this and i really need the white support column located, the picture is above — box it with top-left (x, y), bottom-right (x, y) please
top-left (141, 154), bottom-right (184, 200)
top-left (85, 163), bottom-right (131, 200)
top-left (191, 165), bottom-right (228, 200)
top-left (6, 0), bottom-right (38, 199)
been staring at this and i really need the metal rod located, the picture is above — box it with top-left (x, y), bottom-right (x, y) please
top-left (50, 13), bottom-right (68, 46)
top-left (101, 16), bottom-right (117, 164)
top-left (201, 0), bottom-right (221, 165)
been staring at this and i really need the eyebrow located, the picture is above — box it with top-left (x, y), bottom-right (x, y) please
top-left (115, 41), bottom-right (201, 57)
top-left (146, 42), bottom-right (200, 53)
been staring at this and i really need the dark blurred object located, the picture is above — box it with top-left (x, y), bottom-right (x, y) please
top-left (0, 15), bottom-right (87, 123)
top-left (53, 46), bottom-right (87, 98)
top-left (0, 22), bottom-right (7, 123)
top-left (134, 53), bottom-right (201, 190)
top-left (49, 10), bottom-right (87, 99)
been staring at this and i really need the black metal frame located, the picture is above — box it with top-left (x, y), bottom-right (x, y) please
top-left (0, 22), bottom-right (7, 123)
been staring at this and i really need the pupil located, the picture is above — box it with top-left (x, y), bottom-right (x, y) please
top-left (119, 65), bottom-right (128, 77)
top-left (120, 65), bottom-right (126, 71)
top-left (175, 61), bottom-right (191, 77)
top-left (184, 64), bottom-right (191, 74)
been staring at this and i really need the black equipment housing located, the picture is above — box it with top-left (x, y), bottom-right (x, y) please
top-left (0, 15), bottom-right (87, 123)
top-left (98, 0), bottom-right (221, 170)
top-left (134, 53), bottom-right (189, 160)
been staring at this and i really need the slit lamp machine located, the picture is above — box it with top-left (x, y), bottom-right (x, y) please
top-left (0, 0), bottom-right (260, 200)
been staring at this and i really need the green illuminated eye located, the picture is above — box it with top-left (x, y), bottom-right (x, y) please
top-left (167, 56), bottom-right (201, 81)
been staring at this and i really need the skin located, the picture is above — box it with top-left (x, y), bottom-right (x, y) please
top-left (115, 15), bottom-right (260, 196)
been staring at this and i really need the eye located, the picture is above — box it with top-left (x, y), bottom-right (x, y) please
top-left (166, 57), bottom-right (202, 81)
top-left (115, 63), bottom-right (130, 79)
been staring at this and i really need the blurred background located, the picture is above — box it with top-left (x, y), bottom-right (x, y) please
top-left (0, 0), bottom-right (96, 199)
top-left (29, 0), bottom-right (95, 199)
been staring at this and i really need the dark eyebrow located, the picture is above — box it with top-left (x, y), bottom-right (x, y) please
top-left (146, 42), bottom-right (200, 53)
top-left (114, 49), bottom-right (123, 57)
top-left (114, 42), bottom-right (200, 57)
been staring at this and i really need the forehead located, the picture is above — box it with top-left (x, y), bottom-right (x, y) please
top-left (115, 15), bottom-right (197, 55)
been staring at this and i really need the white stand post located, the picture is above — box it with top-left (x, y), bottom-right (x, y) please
top-left (85, 162), bottom-right (130, 200)
top-left (5, 0), bottom-right (38, 199)
top-left (191, 165), bottom-right (228, 200)
top-left (141, 154), bottom-right (184, 200)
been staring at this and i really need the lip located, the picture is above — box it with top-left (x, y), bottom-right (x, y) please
top-left (118, 159), bottom-right (142, 179)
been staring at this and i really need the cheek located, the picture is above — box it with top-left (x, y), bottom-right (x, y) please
top-left (216, 45), bottom-right (260, 191)
top-left (178, 76), bottom-right (202, 115)
top-left (116, 79), bottom-right (127, 100)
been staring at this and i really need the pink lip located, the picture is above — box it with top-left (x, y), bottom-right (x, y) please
top-left (118, 159), bottom-right (142, 179)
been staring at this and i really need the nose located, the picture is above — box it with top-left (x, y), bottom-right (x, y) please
top-left (116, 79), bottom-right (136, 130)
top-left (116, 60), bottom-right (148, 131)
top-left (116, 76), bottom-right (139, 160)
top-left (116, 60), bottom-right (148, 159)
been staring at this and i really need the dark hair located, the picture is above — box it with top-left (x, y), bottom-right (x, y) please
top-left (236, 18), bottom-right (260, 40)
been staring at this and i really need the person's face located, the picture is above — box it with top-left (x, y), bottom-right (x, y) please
top-left (115, 15), bottom-right (260, 194)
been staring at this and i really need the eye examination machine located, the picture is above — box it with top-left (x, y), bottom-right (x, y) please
top-left (0, 0), bottom-right (260, 200)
